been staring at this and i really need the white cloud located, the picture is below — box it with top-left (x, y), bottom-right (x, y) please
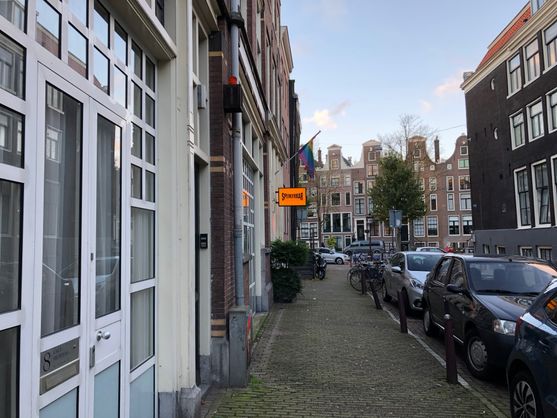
top-left (434, 72), bottom-right (463, 98)
top-left (303, 100), bottom-right (350, 130)
top-left (420, 100), bottom-right (433, 113)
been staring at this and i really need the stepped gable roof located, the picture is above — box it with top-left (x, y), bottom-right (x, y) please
top-left (477, 5), bottom-right (531, 70)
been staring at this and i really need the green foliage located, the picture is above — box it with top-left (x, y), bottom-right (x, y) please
top-left (326, 236), bottom-right (336, 249)
top-left (270, 239), bottom-right (309, 269)
top-left (368, 153), bottom-right (426, 222)
top-left (271, 267), bottom-right (302, 303)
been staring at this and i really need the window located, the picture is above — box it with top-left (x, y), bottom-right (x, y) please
top-left (449, 215), bottom-right (460, 235)
top-left (0, 106), bottom-right (23, 167)
top-left (446, 176), bottom-right (454, 191)
top-left (427, 216), bottom-right (438, 236)
top-left (459, 176), bottom-right (470, 191)
top-left (515, 168), bottom-right (531, 227)
top-left (460, 145), bottom-right (468, 156)
top-left (430, 194), bottom-right (437, 211)
top-left (354, 181), bottom-right (363, 195)
top-left (413, 148), bottom-right (421, 158)
top-left (525, 39), bottom-right (541, 82)
top-left (458, 158), bottom-right (469, 169)
top-left (0, 32), bottom-right (25, 98)
top-left (342, 213), bottom-right (351, 232)
top-left (508, 53), bottom-right (521, 95)
top-left (447, 163), bottom-right (452, 170)
top-left (538, 247), bottom-right (553, 261)
top-left (496, 246), bottom-right (506, 255)
top-left (462, 215), bottom-right (473, 235)
top-left (330, 176), bottom-right (339, 187)
top-left (447, 193), bottom-right (455, 211)
top-left (414, 217), bottom-right (425, 237)
top-left (429, 177), bottom-right (437, 191)
top-left (320, 194), bottom-right (327, 206)
top-left (510, 111), bottom-right (525, 149)
top-left (36, 0), bottom-right (61, 57)
top-left (330, 159), bottom-right (339, 170)
top-left (482, 244), bottom-right (491, 254)
top-left (344, 175), bottom-right (351, 186)
top-left (532, 162), bottom-right (550, 225)
top-left (332, 213), bottom-right (341, 232)
top-left (545, 20), bottom-right (557, 69)
top-left (367, 164), bottom-right (378, 177)
top-left (322, 214), bottom-right (331, 233)
top-left (368, 220), bottom-right (380, 236)
top-left (68, 25), bottom-right (88, 77)
top-left (131, 289), bottom-right (154, 369)
top-left (460, 193), bottom-right (472, 210)
top-left (368, 150), bottom-right (376, 161)
top-left (548, 90), bottom-right (557, 132)
top-left (354, 197), bottom-right (364, 215)
top-left (528, 101), bottom-right (544, 140)
top-left (367, 197), bottom-right (373, 214)
top-left (331, 192), bottom-right (340, 206)
top-left (0, 327), bottom-right (18, 418)
top-left (419, 178), bottom-right (425, 191)
top-left (520, 246), bottom-right (533, 257)
top-left (320, 176), bottom-right (327, 187)
top-left (345, 192), bottom-right (351, 206)
top-left (532, 0), bottom-right (545, 14)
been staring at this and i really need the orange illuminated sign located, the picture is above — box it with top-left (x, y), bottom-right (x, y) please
top-left (242, 190), bottom-right (249, 207)
top-left (278, 187), bottom-right (307, 207)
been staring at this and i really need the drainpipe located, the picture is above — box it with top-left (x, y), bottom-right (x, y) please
top-left (230, 0), bottom-right (244, 307)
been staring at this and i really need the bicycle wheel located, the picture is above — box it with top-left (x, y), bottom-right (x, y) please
top-left (368, 277), bottom-right (384, 293)
top-left (349, 269), bottom-right (363, 292)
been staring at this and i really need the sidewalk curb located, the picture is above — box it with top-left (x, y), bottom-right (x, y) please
top-left (375, 294), bottom-right (508, 418)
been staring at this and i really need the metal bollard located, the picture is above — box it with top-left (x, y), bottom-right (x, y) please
top-left (369, 284), bottom-right (383, 310)
top-left (444, 299), bottom-right (458, 384)
top-left (397, 290), bottom-right (408, 334)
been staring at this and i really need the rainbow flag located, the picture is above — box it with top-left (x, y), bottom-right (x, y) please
top-left (298, 139), bottom-right (315, 179)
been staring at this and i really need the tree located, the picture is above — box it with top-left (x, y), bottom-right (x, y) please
top-left (368, 153), bottom-right (426, 249)
top-left (379, 114), bottom-right (434, 157)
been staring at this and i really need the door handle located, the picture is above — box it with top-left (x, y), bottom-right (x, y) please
top-left (96, 330), bottom-right (111, 341)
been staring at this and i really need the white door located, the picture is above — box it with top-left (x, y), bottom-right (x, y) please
top-left (35, 65), bottom-right (126, 418)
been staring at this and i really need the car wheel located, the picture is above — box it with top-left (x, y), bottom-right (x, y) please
top-left (464, 329), bottom-right (492, 380)
top-left (510, 370), bottom-right (544, 418)
top-left (335, 257), bottom-right (344, 265)
top-left (422, 305), bottom-right (437, 337)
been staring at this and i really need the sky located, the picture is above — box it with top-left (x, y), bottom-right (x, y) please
top-left (282, 0), bottom-right (528, 161)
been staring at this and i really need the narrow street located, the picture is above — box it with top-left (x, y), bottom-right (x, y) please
top-left (203, 265), bottom-right (509, 417)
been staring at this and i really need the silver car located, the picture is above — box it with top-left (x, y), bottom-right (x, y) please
top-left (382, 251), bottom-right (443, 311)
top-left (316, 248), bottom-right (351, 264)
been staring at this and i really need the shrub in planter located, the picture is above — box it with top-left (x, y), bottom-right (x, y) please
top-left (270, 240), bottom-right (308, 302)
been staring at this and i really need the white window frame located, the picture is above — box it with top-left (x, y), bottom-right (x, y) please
top-left (413, 217), bottom-right (425, 237)
top-left (531, 159), bottom-right (551, 227)
top-left (427, 215), bottom-right (438, 237)
top-left (551, 155), bottom-right (557, 223)
top-left (507, 53), bottom-right (522, 96)
top-left (524, 38), bottom-right (541, 84)
top-left (330, 159), bottom-right (339, 170)
top-left (462, 214), bottom-right (473, 235)
top-left (459, 193), bottom-right (472, 211)
top-left (458, 158), bottom-right (469, 169)
top-left (459, 175), bottom-right (470, 191)
top-left (547, 88), bottom-right (557, 133)
top-left (510, 110), bottom-right (526, 149)
top-left (368, 150), bottom-right (375, 161)
top-left (430, 193), bottom-right (437, 211)
top-left (527, 99), bottom-right (545, 141)
top-left (447, 193), bottom-right (455, 211)
top-left (460, 145), bottom-right (468, 156)
top-left (330, 192), bottom-right (341, 206)
top-left (543, 20), bottom-right (557, 72)
top-left (514, 166), bottom-right (532, 228)
top-left (520, 246), bottom-right (533, 257)
top-left (538, 246), bottom-right (553, 261)
top-left (448, 215), bottom-right (460, 236)
top-left (343, 175), bottom-right (351, 186)
top-left (446, 176), bottom-right (454, 191)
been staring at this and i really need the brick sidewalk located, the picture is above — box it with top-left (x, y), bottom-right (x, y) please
top-left (203, 265), bottom-right (501, 417)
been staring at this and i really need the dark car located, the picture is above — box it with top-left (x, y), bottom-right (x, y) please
top-left (422, 254), bottom-right (556, 379)
top-left (507, 279), bottom-right (557, 418)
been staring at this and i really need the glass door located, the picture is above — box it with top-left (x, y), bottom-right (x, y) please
top-left (36, 65), bottom-right (125, 418)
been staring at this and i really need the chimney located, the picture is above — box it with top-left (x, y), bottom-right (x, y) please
top-left (434, 136), bottom-right (440, 163)
top-left (318, 148), bottom-right (322, 164)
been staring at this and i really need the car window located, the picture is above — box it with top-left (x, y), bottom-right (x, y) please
top-left (448, 260), bottom-right (465, 288)
top-left (407, 254), bottom-right (443, 272)
top-left (435, 258), bottom-right (452, 284)
top-left (319, 249), bottom-right (328, 254)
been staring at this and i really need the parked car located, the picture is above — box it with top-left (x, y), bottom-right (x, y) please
top-left (382, 251), bottom-right (443, 311)
top-left (343, 240), bottom-right (384, 257)
top-left (422, 254), bottom-right (556, 379)
top-left (316, 247), bottom-right (350, 265)
top-left (415, 246), bottom-right (445, 253)
top-left (507, 279), bottom-right (557, 418)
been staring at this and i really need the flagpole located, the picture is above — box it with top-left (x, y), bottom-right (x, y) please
top-left (274, 130), bottom-right (321, 176)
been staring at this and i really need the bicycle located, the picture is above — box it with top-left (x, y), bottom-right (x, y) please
top-left (348, 261), bottom-right (384, 293)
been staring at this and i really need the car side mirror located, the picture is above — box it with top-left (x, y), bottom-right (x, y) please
top-left (392, 266), bottom-right (402, 274)
top-left (446, 283), bottom-right (468, 296)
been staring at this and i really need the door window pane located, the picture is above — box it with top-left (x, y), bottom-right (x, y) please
top-left (36, 0), bottom-right (60, 57)
top-left (40, 387), bottom-right (78, 418)
top-left (132, 42), bottom-right (142, 79)
top-left (93, 48), bottom-right (109, 94)
top-left (131, 124), bottom-right (142, 158)
top-left (96, 117), bottom-right (121, 318)
top-left (68, 0), bottom-right (87, 26)
top-left (114, 22), bottom-right (127, 64)
top-left (145, 171), bottom-right (155, 202)
top-left (130, 367), bottom-right (154, 418)
top-left (145, 132), bottom-right (154, 164)
top-left (42, 84), bottom-right (82, 336)
top-left (114, 67), bottom-right (126, 108)
top-left (93, 0), bottom-right (109, 47)
top-left (131, 208), bottom-right (154, 282)
top-left (131, 165), bottom-right (141, 199)
top-left (0, 326), bottom-right (18, 418)
top-left (0, 32), bottom-right (25, 98)
top-left (94, 363), bottom-right (119, 418)
top-left (132, 83), bottom-right (142, 118)
top-left (0, 180), bottom-right (22, 313)
top-left (131, 288), bottom-right (154, 369)
top-left (0, 105), bottom-right (23, 167)
top-left (145, 57), bottom-right (155, 90)
top-left (68, 25), bottom-right (87, 78)
top-left (145, 94), bottom-right (155, 128)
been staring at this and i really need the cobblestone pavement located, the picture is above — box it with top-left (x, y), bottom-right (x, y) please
top-left (203, 265), bottom-right (508, 417)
